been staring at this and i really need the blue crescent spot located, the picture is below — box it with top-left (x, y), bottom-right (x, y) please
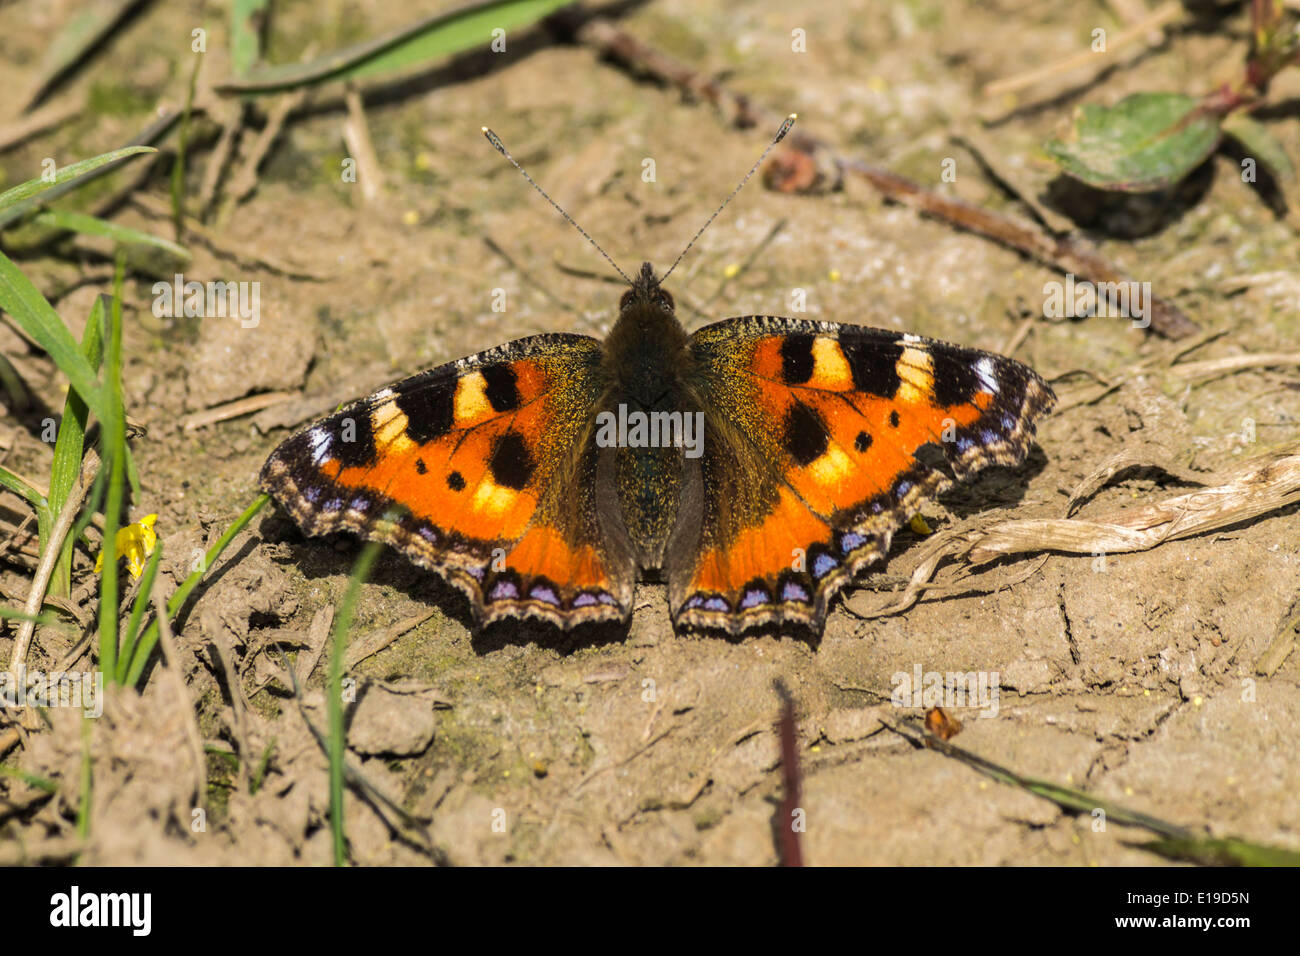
top-left (303, 486), bottom-right (321, 503)
top-left (702, 596), bottom-right (729, 612)
top-left (812, 552), bottom-right (838, 578)
top-left (896, 480), bottom-right (912, 497)
top-left (418, 526), bottom-right (437, 543)
top-left (956, 437), bottom-right (974, 454)
top-left (1001, 414), bottom-right (1017, 432)
top-left (840, 531), bottom-right (866, 553)
top-left (597, 592), bottom-right (618, 606)
top-left (489, 579), bottom-right (519, 600)
top-left (350, 496), bottom-right (369, 512)
top-left (871, 501), bottom-right (884, 514)
top-left (572, 592), bottom-right (598, 607)
top-left (529, 584), bottom-right (561, 606)
top-left (323, 498), bottom-right (343, 512)
top-left (466, 563), bottom-right (485, 581)
top-left (980, 429), bottom-right (999, 445)
top-left (741, 588), bottom-right (770, 609)
top-left (780, 580), bottom-right (810, 602)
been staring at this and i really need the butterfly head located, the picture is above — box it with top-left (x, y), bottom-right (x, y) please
top-left (620, 261), bottom-right (675, 314)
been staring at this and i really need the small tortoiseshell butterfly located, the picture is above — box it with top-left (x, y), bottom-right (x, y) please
top-left (260, 119), bottom-right (1055, 636)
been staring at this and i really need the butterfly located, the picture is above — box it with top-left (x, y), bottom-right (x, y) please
top-left (260, 121), bottom-right (1055, 636)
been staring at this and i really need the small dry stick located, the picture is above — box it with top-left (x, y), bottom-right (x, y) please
top-left (219, 85), bottom-right (310, 214)
top-left (1257, 610), bottom-right (1298, 677)
top-left (982, 1), bottom-right (1183, 99)
top-left (7, 450), bottom-right (99, 679)
top-left (342, 84), bottom-right (385, 202)
top-left (563, 15), bottom-right (1196, 339)
top-left (181, 391), bottom-right (295, 430)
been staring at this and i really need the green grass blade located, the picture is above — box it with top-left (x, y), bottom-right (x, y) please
top-left (329, 539), bottom-right (383, 866)
top-left (48, 295), bottom-right (106, 597)
top-left (0, 606), bottom-right (61, 626)
top-left (216, 0), bottom-right (575, 93)
top-left (231, 0), bottom-right (270, 78)
top-left (0, 145), bottom-right (155, 226)
top-left (0, 765), bottom-right (59, 792)
top-left (170, 52), bottom-right (202, 240)
top-left (0, 248), bottom-right (105, 419)
top-left (1, 462), bottom-right (53, 578)
top-left (891, 718), bottom-right (1300, 865)
top-left (0, 464), bottom-right (49, 518)
top-left (30, 209), bottom-right (190, 261)
top-left (124, 494), bottom-right (271, 687)
top-left (117, 540), bottom-right (163, 685)
top-left (96, 260), bottom-right (128, 682)
top-left (0, 352), bottom-right (30, 410)
top-left (1140, 835), bottom-right (1300, 867)
top-left (19, 0), bottom-right (147, 111)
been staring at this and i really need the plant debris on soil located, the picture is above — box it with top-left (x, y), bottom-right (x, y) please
top-left (2, 0), bottom-right (1299, 866)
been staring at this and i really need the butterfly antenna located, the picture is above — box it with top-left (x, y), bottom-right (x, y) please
top-left (482, 127), bottom-right (633, 286)
top-left (660, 113), bottom-right (797, 283)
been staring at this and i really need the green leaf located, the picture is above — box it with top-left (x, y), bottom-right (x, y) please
top-left (125, 494), bottom-right (271, 687)
top-left (1141, 835), bottom-right (1300, 867)
top-left (117, 540), bottom-right (163, 685)
top-left (97, 259), bottom-right (129, 682)
top-left (1045, 92), bottom-right (1222, 192)
top-left (30, 209), bottom-right (190, 260)
top-left (1222, 112), bottom-right (1293, 181)
top-left (0, 146), bottom-right (156, 228)
top-left (0, 464), bottom-right (49, 516)
top-left (216, 0), bottom-right (576, 94)
top-left (47, 295), bottom-right (105, 597)
top-left (0, 249), bottom-right (105, 419)
top-left (231, 0), bottom-right (270, 77)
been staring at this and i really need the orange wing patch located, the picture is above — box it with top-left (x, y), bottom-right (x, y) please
top-left (675, 319), bottom-right (1055, 633)
top-left (260, 333), bottom-right (634, 629)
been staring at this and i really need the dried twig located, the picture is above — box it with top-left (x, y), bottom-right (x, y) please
top-left (564, 16), bottom-right (1197, 339)
top-left (982, 1), bottom-right (1183, 99)
top-left (342, 84), bottom-right (384, 203)
top-left (7, 450), bottom-right (99, 679)
top-left (857, 446), bottom-right (1300, 618)
top-left (181, 391), bottom-right (295, 431)
top-left (219, 85), bottom-right (310, 214)
top-left (344, 610), bottom-right (435, 670)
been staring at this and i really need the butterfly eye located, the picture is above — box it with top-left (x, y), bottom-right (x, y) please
top-left (619, 288), bottom-right (634, 311)
top-left (658, 288), bottom-right (674, 311)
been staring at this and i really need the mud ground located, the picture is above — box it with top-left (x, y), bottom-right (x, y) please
top-left (1, 0), bottom-right (1298, 864)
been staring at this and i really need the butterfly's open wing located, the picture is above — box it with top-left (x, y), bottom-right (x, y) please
top-left (669, 316), bottom-right (1055, 633)
top-left (260, 333), bottom-right (635, 629)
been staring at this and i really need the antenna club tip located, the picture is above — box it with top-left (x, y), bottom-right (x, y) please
top-left (788, 113), bottom-right (798, 120)
top-left (481, 126), bottom-right (490, 134)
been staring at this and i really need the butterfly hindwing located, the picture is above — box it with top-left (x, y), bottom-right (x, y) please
top-left (259, 333), bottom-right (635, 629)
top-left (670, 316), bottom-right (1055, 633)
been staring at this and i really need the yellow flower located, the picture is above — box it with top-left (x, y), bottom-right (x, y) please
top-left (94, 514), bottom-right (158, 579)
